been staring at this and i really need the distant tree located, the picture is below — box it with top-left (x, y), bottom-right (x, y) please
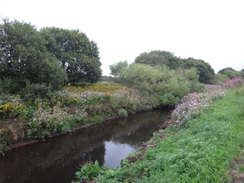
top-left (241, 69), bottom-right (244, 78)
top-left (119, 64), bottom-right (196, 97)
top-left (134, 51), bottom-right (214, 84)
top-left (181, 58), bottom-right (215, 84)
top-left (99, 76), bottom-right (114, 82)
top-left (213, 73), bottom-right (230, 84)
top-left (41, 27), bottom-right (102, 85)
top-left (218, 67), bottom-right (242, 79)
top-left (183, 68), bottom-right (204, 92)
top-left (0, 19), bottom-right (67, 93)
top-left (135, 50), bottom-right (181, 69)
top-left (109, 61), bottom-right (128, 77)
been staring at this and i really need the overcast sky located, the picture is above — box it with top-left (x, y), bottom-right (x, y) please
top-left (0, 0), bottom-right (243, 75)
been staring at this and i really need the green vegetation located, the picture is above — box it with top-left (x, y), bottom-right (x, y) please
top-left (0, 19), bottom-right (67, 93)
top-left (134, 50), bottom-right (215, 84)
top-left (0, 18), bottom-right (101, 94)
top-left (41, 27), bottom-right (101, 85)
top-left (109, 61), bottom-right (128, 78)
top-left (0, 83), bottom-right (172, 152)
top-left (214, 73), bottom-right (230, 84)
top-left (73, 86), bottom-right (244, 182)
top-left (111, 63), bottom-right (204, 106)
top-left (1, 17), bottom-right (244, 182)
top-left (75, 161), bottom-right (104, 180)
top-left (219, 67), bottom-right (243, 79)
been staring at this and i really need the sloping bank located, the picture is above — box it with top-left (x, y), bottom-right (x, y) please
top-left (72, 86), bottom-right (244, 183)
top-left (0, 83), bottom-right (175, 153)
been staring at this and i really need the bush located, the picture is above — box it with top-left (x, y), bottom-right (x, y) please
top-left (0, 102), bottom-right (26, 120)
top-left (214, 73), bottom-right (230, 84)
top-left (222, 78), bottom-right (244, 88)
top-left (236, 86), bottom-right (244, 96)
top-left (0, 129), bottom-right (12, 153)
top-left (218, 67), bottom-right (242, 79)
top-left (20, 83), bottom-right (54, 101)
top-left (0, 94), bottom-right (26, 120)
top-left (0, 19), bottom-right (67, 93)
top-left (118, 108), bottom-right (128, 117)
top-left (74, 161), bottom-right (104, 181)
top-left (25, 106), bottom-right (87, 138)
top-left (0, 78), bottom-right (24, 94)
top-left (118, 64), bottom-right (203, 106)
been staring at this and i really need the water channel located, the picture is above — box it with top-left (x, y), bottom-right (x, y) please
top-left (0, 109), bottom-right (170, 183)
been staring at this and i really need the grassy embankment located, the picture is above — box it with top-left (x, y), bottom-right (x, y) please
top-left (73, 86), bottom-right (244, 183)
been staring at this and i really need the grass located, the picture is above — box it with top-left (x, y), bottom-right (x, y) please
top-left (73, 88), bottom-right (244, 182)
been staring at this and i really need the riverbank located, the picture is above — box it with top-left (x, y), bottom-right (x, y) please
top-left (0, 109), bottom-right (171, 183)
top-left (0, 83), bottom-right (175, 153)
top-left (73, 86), bottom-right (244, 182)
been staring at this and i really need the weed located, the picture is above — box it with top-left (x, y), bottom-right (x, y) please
top-left (118, 108), bottom-right (128, 117)
top-left (73, 160), bottom-right (104, 181)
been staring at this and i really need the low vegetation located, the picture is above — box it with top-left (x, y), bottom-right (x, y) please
top-left (72, 80), bottom-right (244, 183)
top-left (0, 83), bottom-right (160, 152)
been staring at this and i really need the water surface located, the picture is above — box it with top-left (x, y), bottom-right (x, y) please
top-left (0, 109), bottom-right (169, 183)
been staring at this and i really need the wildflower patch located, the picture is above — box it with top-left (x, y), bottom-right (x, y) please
top-left (171, 89), bottom-right (226, 125)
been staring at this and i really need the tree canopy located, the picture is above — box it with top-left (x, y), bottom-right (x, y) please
top-left (117, 63), bottom-right (204, 105)
top-left (180, 58), bottom-right (215, 84)
top-left (41, 27), bottom-right (102, 85)
top-left (134, 50), bottom-right (215, 84)
top-left (135, 50), bottom-right (181, 69)
top-left (218, 67), bottom-right (242, 79)
top-left (0, 19), bottom-right (67, 93)
top-left (109, 61), bottom-right (128, 77)
top-left (0, 19), bottom-right (102, 94)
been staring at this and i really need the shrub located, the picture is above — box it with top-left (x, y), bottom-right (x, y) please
top-left (74, 161), bottom-right (104, 181)
top-left (0, 94), bottom-right (26, 120)
top-left (20, 83), bottom-right (54, 101)
top-left (236, 86), bottom-right (244, 96)
top-left (0, 129), bottom-right (12, 153)
top-left (214, 73), bottom-right (230, 84)
top-left (118, 108), bottom-right (128, 117)
top-left (0, 78), bottom-right (27, 94)
top-left (222, 78), bottom-right (244, 88)
top-left (25, 106), bottom-right (87, 138)
top-left (0, 102), bottom-right (26, 119)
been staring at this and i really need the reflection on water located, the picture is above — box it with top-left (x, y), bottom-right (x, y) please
top-left (104, 141), bottom-right (135, 169)
top-left (0, 109), bottom-right (169, 183)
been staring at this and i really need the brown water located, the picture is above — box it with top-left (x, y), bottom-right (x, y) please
top-left (0, 109), bottom-right (170, 183)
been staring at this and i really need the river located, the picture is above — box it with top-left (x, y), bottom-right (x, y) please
top-left (0, 109), bottom-right (170, 183)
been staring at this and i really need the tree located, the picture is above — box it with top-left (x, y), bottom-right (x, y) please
top-left (213, 73), bottom-right (230, 84)
top-left (109, 61), bottom-right (128, 77)
top-left (180, 58), bottom-right (215, 84)
top-left (135, 50), bottom-right (181, 69)
top-left (241, 69), bottom-right (244, 78)
top-left (134, 51), bottom-right (214, 84)
top-left (218, 67), bottom-right (242, 79)
top-left (40, 27), bottom-right (102, 85)
top-left (0, 19), bottom-right (67, 93)
top-left (119, 64), bottom-right (197, 98)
